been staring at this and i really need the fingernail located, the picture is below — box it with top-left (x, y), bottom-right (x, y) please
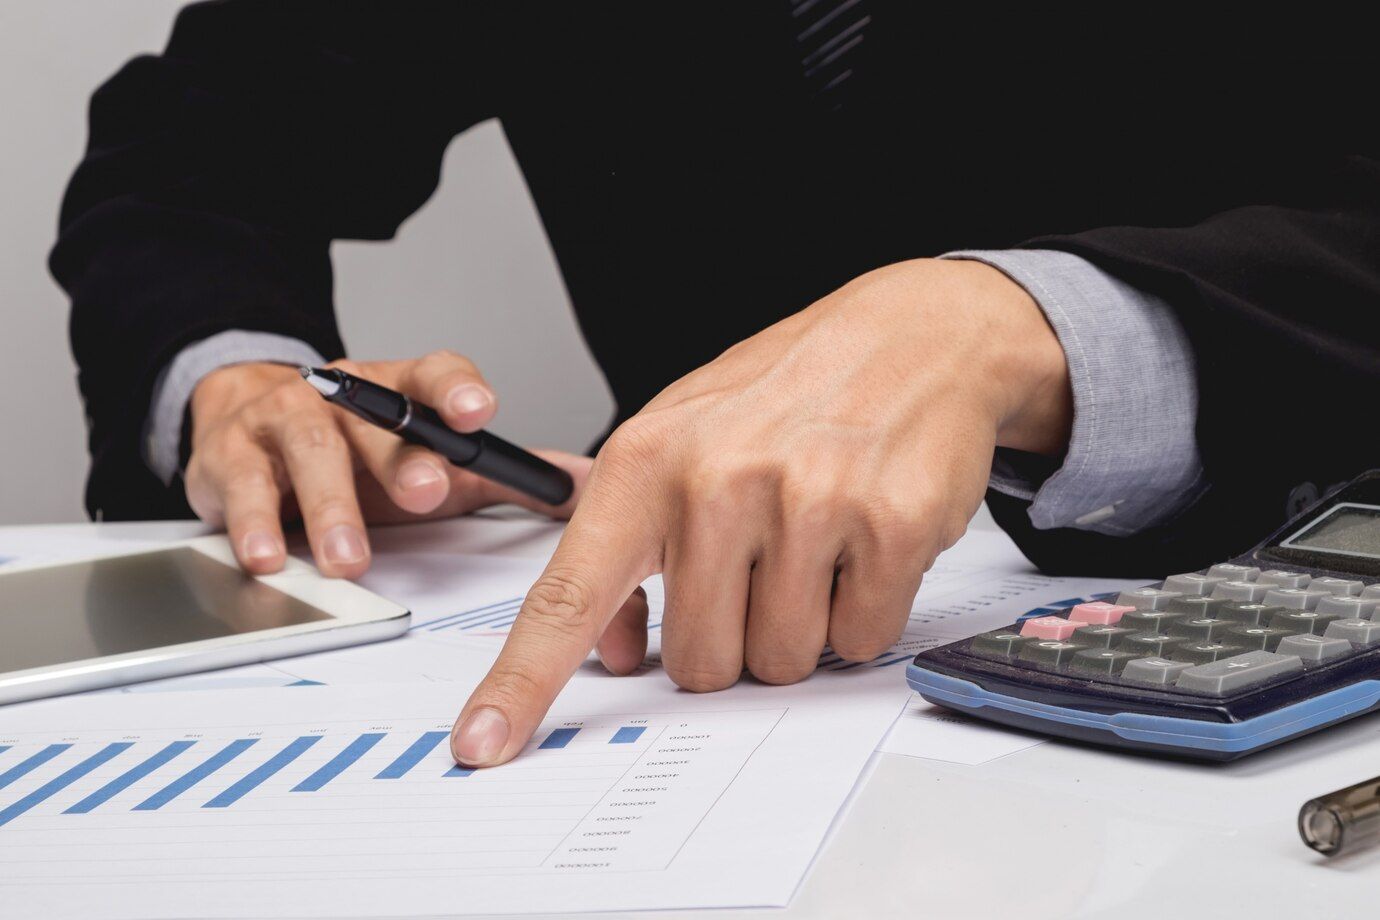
top-left (453, 707), bottom-right (510, 766)
top-left (243, 531), bottom-right (281, 563)
top-left (322, 524), bottom-right (367, 566)
top-left (447, 385), bottom-right (492, 417)
top-left (396, 461), bottom-right (444, 492)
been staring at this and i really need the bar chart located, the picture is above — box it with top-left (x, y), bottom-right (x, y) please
top-left (0, 702), bottom-right (784, 889)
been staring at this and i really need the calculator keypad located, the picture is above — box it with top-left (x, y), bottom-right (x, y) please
top-left (960, 562), bottom-right (1380, 697)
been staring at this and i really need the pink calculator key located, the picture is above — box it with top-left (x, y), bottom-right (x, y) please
top-left (1020, 616), bottom-right (1083, 640)
top-left (1069, 602), bottom-right (1135, 625)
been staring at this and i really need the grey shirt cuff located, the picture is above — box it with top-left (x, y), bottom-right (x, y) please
top-left (144, 330), bottom-right (328, 484)
top-left (942, 249), bottom-right (1206, 536)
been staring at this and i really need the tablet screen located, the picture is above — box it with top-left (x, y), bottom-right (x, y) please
top-left (0, 548), bottom-right (332, 672)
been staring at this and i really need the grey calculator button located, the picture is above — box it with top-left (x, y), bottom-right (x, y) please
top-left (1122, 657), bottom-right (1194, 686)
top-left (1119, 609), bottom-right (1187, 634)
top-left (1117, 632), bottom-right (1186, 657)
top-left (1167, 596), bottom-right (1226, 619)
top-left (1207, 563), bottom-right (1261, 582)
top-left (1362, 584), bottom-right (1380, 601)
top-left (1116, 588), bottom-right (1184, 611)
top-left (1212, 580), bottom-right (1274, 603)
top-left (1275, 634), bottom-right (1352, 664)
top-left (1258, 570), bottom-right (1311, 589)
top-left (1216, 603), bottom-right (1280, 627)
top-left (1172, 642), bottom-right (1248, 666)
top-left (1310, 577), bottom-right (1364, 597)
top-left (1169, 617), bottom-right (1232, 643)
top-left (1069, 648), bottom-right (1141, 676)
top-left (1074, 625), bottom-right (1136, 648)
top-left (1323, 618), bottom-right (1380, 647)
top-left (1019, 639), bottom-right (1087, 668)
top-left (1263, 588), bottom-right (1329, 610)
top-left (1174, 650), bottom-right (1303, 695)
top-left (1162, 573), bottom-right (1227, 596)
top-left (1224, 626), bottom-right (1297, 652)
top-left (1268, 610), bottom-right (1342, 636)
top-left (970, 631), bottom-right (1030, 658)
top-left (1316, 596), bottom-right (1380, 620)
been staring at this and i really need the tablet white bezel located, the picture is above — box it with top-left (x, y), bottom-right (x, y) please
top-left (0, 536), bottom-right (410, 704)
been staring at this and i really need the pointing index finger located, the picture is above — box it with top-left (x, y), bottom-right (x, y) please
top-left (450, 487), bottom-right (660, 767)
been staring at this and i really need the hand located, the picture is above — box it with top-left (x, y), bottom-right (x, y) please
top-left (184, 351), bottom-right (592, 577)
top-left (450, 258), bottom-right (1072, 766)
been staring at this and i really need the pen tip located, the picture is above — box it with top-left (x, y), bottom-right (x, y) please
top-left (298, 366), bottom-right (313, 379)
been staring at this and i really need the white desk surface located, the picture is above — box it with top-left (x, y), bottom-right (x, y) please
top-left (1, 516), bottom-right (1374, 919)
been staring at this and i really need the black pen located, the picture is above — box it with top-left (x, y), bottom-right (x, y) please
top-left (299, 367), bottom-right (574, 506)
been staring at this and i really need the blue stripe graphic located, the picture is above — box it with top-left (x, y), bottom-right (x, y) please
top-left (0, 743), bottom-right (132, 827)
top-left (0, 744), bottom-right (72, 790)
top-left (293, 733), bottom-right (384, 791)
top-left (134, 739), bottom-right (257, 810)
top-left (66, 741), bottom-right (196, 813)
top-left (375, 731), bottom-right (448, 779)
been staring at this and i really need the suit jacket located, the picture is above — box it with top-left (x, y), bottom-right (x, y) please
top-left (50, 1), bottom-right (1380, 575)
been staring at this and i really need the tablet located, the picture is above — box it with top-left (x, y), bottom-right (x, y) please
top-left (0, 536), bottom-right (409, 705)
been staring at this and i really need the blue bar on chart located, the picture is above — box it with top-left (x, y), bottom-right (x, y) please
top-left (204, 736), bottom-right (321, 808)
top-left (375, 731), bottom-right (448, 779)
top-left (421, 597), bottom-right (523, 632)
top-left (539, 728), bottom-right (580, 750)
top-left (292, 733), bottom-right (385, 792)
top-left (0, 744), bottom-right (72, 791)
top-left (134, 738), bottom-right (258, 811)
top-left (0, 743), bottom-right (132, 828)
top-left (66, 740), bottom-right (196, 814)
top-left (610, 726), bottom-right (646, 744)
top-left (444, 765), bottom-right (475, 777)
top-left (0, 746), bottom-right (9, 756)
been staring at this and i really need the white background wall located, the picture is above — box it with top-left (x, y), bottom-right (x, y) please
top-left (0, 0), bottom-right (613, 525)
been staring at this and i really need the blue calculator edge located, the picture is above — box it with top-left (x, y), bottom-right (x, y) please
top-left (908, 470), bottom-right (1380, 762)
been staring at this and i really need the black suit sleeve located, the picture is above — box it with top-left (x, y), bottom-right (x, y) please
top-left (993, 152), bottom-right (1380, 576)
top-left (49, 0), bottom-right (497, 520)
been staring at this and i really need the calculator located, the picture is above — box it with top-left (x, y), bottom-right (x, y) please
top-left (907, 470), bottom-right (1380, 761)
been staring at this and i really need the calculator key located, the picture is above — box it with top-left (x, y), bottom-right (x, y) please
top-left (1069, 648), bottom-right (1142, 676)
top-left (1166, 596), bottom-right (1227, 619)
top-left (1122, 657), bottom-right (1195, 686)
top-left (1212, 580), bottom-right (1275, 603)
top-left (1216, 603), bottom-right (1281, 627)
top-left (1224, 626), bottom-right (1298, 652)
top-left (1117, 632), bottom-right (1187, 657)
top-left (1362, 584), bottom-right (1380, 601)
top-left (1258, 570), bottom-right (1312, 589)
top-left (1171, 642), bottom-right (1248, 666)
top-left (1174, 650), bottom-right (1303, 695)
top-left (1169, 617), bottom-right (1234, 643)
top-left (1119, 609), bottom-right (1187, 633)
top-left (1020, 616), bottom-right (1084, 641)
top-left (1116, 588), bottom-right (1184, 611)
top-left (1276, 634), bottom-right (1352, 664)
top-left (1263, 588), bottom-right (1329, 610)
top-left (1207, 563), bottom-right (1260, 582)
top-left (1323, 619), bottom-right (1380, 647)
top-left (1268, 610), bottom-right (1342, 636)
top-left (1068, 602), bottom-right (1135, 625)
top-left (1316, 596), bottom-right (1380, 620)
top-left (1073, 625), bottom-right (1137, 648)
top-left (1019, 640), bottom-right (1088, 668)
top-left (1310, 577), bottom-right (1364, 597)
top-left (1162, 573), bottom-right (1228, 596)
top-left (969, 631), bottom-right (1031, 658)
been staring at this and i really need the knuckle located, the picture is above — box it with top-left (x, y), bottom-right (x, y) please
top-left (522, 570), bottom-right (596, 633)
top-left (828, 632), bottom-right (895, 663)
top-left (282, 419), bottom-right (347, 457)
top-left (664, 659), bottom-right (740, 693)
top-left (744, 653), bottom-right (815, 686)
top-left (327, 358), bottom-right (363, 377)
top-left (601, 417), bottom-right (664, 468)
top-left (484, 662), bottom-right (550, 709)
top-left (222, 466), bottom-right (277, 498)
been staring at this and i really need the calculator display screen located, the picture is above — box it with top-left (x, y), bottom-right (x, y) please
top-left (1281, 503), bottom-right (1380, 561)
